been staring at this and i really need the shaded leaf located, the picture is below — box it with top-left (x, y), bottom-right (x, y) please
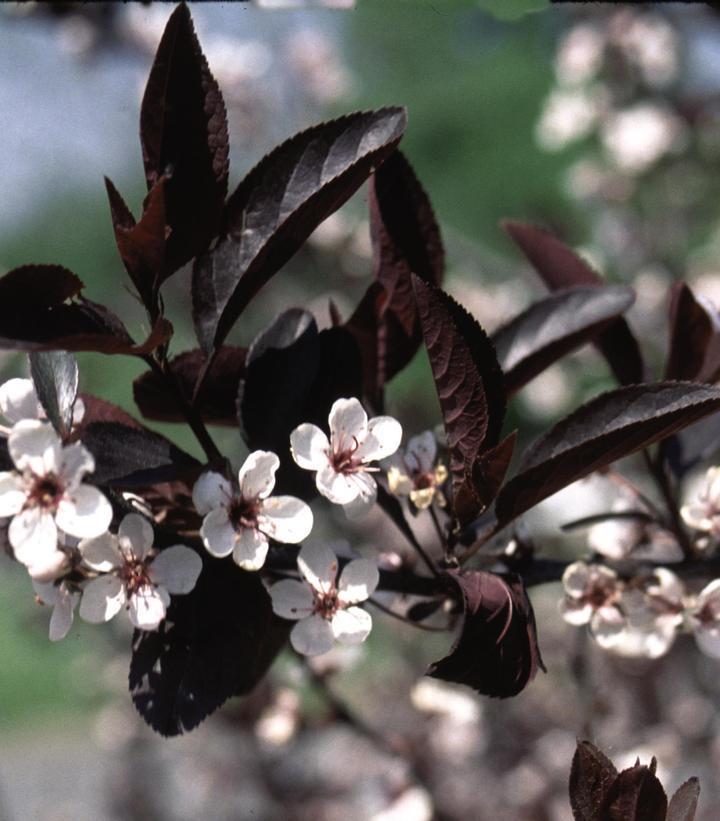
top-left (140, 3), bottom-right (228, 276)
top-left (665, 283), bottom-right (717, 382)
top-left (130, 558), bottom-right (287, 736)
top-left (569, 740), bottom-right (618, 821)
top-left (667, 777), bottom-right (700, 821)
top-left (77, 394), bottom-right (145, 430)
top-left (599, 763), bottom-right (667, 821)
top-left (134, 346), bottom-right (246, 425)
top-left (29, 351), bottom-right (79, 437)
top-left (413, 276), bottom-right (505, 525)
top-left (192, 107), bottom-right (407, 352)
top-left (428, 570), bottom-right (544, 697)
top-left (492, 285), bottom-right (635, 396)
top-left (406, 599), bottom-right (444, 623)
top-left (467, 430), bottom-right (517, 514)
top-left (503, 221), bottom-right (644, 385)
top-left (496, 382), bottom-right (720, 526)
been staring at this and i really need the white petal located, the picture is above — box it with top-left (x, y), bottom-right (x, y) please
top-left (258, 496), bottom-right (313, 544)
top-left (150, 545), bottom-right (202, 594)
top-left (79, 531), bottom-right (121, 572)
top-left (239, 450), bottom-right (279, 500)
top-left (8, 420), bottom-right (61, 474)
top-left (695, 626), bottom-right (720, 659)
top-left (342, 476), bottom-right (377, 520)
top-left (681, 503), bottom-right (712, 532)
top-left (698, 578), bottom-right (720, 608)
top-left (192, 471), bottom-right (232, 516)
top-left (10, 507), bottom-right (58, 564)
top-left (328, 397), bottom-right (367, 451)
top-left (337, 559), bottom-right (379, 605)
top-left (71, 396), bottom-right (85, 427)
top-left (316, 465), bottom-right (360, 505)
top-left (269, 579), bottom-right (315, 620)
top-left (297, 541), bottom-right (339, 594)
top-left (0, 378), bottom-right (41, 424)
top-left (331, 606), bottom-right (373, 644)
top-left (118, 513), bottom-right (154, 560)
top-left (32, 579), bottom-right (60, 606)
top-left (79, 575), bottom-right (126, 623)
top-left (587, 520), bottom-right (639, 560)
top-left (48, 587), bottom-right (78, 641)
top-left (707, 467), bottom-right (720, 506)
top-left (200, 507), bottom-right (237, 558)
top-left (27, 548), bottom-right (70, 582)
top-left (232, 527), bottom-right (269, 571)
top-left (55, 484), bottom-right (112, 539)
top-left (290, 614), bottom-right (334, 656)
top-left (58, 442), bottom-right (95, 490)
top-left (590, 606), bottom-right (626, 648)
top-left (405, 431), bottom-right (437, 474)
top-left (354, 416), bottom-right (403, 463)
top-left (0, 471), bottom-right (27, 516)
top-left (559, 598), bottom-right (592, 626)
top-left (290, 424), bottom-right (331, 471)
top-left (129, 584), bottom-right (170, 631)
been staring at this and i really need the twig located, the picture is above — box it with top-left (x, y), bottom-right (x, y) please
top-left (641, 450), bottom-right (693, 559)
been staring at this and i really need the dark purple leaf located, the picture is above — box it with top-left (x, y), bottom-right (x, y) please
top-left (134, 346), bottom-right (246, 425)
top-left (413, 276), bottom-right (505, 525)
top-left (665, 283), bottom-right (716, 382)
top-left (667, 778), bottom-right (700, 821)
top-left (599, 763), bottom-right (667, 821)
top-left (496, 382), bottom-right (720, 525)
top-left (29, 351), bottom-right (79, 437)
top-left (77, 394), bottom-right (145, 430)
top-left (130, 558), bottom-right (287, 736)
top-left (503, 221), bottom-right (645, 385)
top-left (140, 3), bottom-right (228, 276)
top-left (493, 285), bottom-right (635, 396)
top-left (569, 740), bottom-right (619, 821)
top-left (192, 107), bottom-right (407, 352)
top-left (428, 570), bottom-right (544, 697)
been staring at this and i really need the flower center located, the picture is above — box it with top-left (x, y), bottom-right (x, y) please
top-left (229, 496), bottom-right (260, 531)
top-left (414, 471), bottom-right (435, 490)
top-left (119, 559), bottom-right (153, 596)
top-left (313, 589), bottom-right (340, 620)
top-left (585, 578), bottom-right (618, 609)
top-left (28, 473), bottom-right (64, 511)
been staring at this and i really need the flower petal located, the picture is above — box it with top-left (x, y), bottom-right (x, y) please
top-left (118, 513), bottom-right (154, 560)
top-left (79, 531), bottom-right (121, 572)
top-left (337, 559), bottom-right (379, 605)
top-left (0, 378), bottom-right (41, 424)
top-left (297, 541), bottom-right (338, 594)
top-left (192, 471), bottom-right (232, 516)
top-left (559, 598), bottom-right (592, 626)
top-left (200, 507), bottom-right (237, 558)
top-left (150, 545), bottom-right (202, 594)
top-left (55, 484), bottom-right (112, 539)
top-left (290, 424), bottom-right (331, 471)
top-left (79, 575), bottom-right (126, 624)
top-left (316, 465), bottom-right (360, 505)
top-left (269, 579), bottom-right (315, 620)
top-left (695, 626), bottom-right (720, 659)
top-left (58, 442), bottom-right (95, 490)
top-left (26, 548), bottom-right (70, 582)
top-left (239, 450), bottom-right (280, 500)
top-left (258, 496), bottom-right (313, 544)
top-left (10, 507), bottom-right (57, 564)
top-left (232, 527), bottom-right (269, 571)
top-left (341, 475), bottom-right (377, 520)
top-left (48, 586), bottom-right (78, 641)
top-left (8, 420), bottom-right (61, 474)
top-left (290, 614), bottom-right (335, 656)
top-left (328, 397), bottom-right (367, 451)
top-left (331, 606), bottom-right (372, 644)
top-left (405, 431), bottom-right (437, 474)
top-left (129, 584), bottom-right (170, 631)
top-left (0, 471), bottom-right (27, 516)
top-left (354, 416), bottom-right (403, 463)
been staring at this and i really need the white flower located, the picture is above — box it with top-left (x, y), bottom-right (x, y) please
top-left (559, 561), bottom-right (624, 635)
top-left (682, 467), bottom-right (720, 536)
top-left (78, 513), bottom-right (202, 631)
top-left (385, 430), bottom-right (447, 511)
top-left (33, 579), bottom-right (80, 641)
top-left (601, 103), bottom-right (685, 174)
top-left (0, 420), bottom-right (112, 569)
top-left (269, 541), bottom-right (379, 656)
top-left (290, 397), bottom-right (402, 518)
top-left (193, 451), bottom-right (313, 571)
top-left (588, 511), bottom-right (683, 563)
top-left (0, 377), bottom-right (84, 429)
top-left (688, 579), bottom-right (720, 659)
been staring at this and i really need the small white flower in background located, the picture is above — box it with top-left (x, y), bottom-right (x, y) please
top-left (0, 420), bottom-right (111, 570)
top-left (78, 513), bottom-right (202, 631)
top-left (193, 451), bottom-right (313, 571)
top-left (33, 579), bottom-right (79, 641)
top-left (588, 511), bottom-right (683, 563)
top-left (681, 467), bottom-right (720, 536)
top-left (290, 397), bottom-right (402, 518)
top-left (601, 103), bottom-right (685, 174)
top-left (560, 561), bottom-right (624, 639)
top-left (0, 377), bottom-right (84, 429)
top-left (385, 430), bottom-right (448, 512)
top-left (688, 579), bottom-right (720, 659)
top-left (269, 541), bottom-right (378, 657)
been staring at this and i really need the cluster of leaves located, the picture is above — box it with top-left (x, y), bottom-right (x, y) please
top-left (8, 3), bottom-right (720, 756)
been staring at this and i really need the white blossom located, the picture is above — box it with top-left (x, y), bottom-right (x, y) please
top-left (78, 513), bottom-right (202, 631)
top-left (385, 430), bottom-right (447, 511)
top-left (588, 512), bottom-right (683, 563)
top-left (290, 397), bottom-right (402, 518)
top-left (559, 561), bottom-right (624, 638)
top-left (269, 541), bottom-right (378, 656)
top-left (688, 579), bottom-right (720, 659)
top-left (682, 467), bottom-right (720, 536)
top-left (33, 579), bottom-right (80, 641)
top-left (601, 103), bottom-right (685, 174)
top-left (0, 420), bottom-right (111, 570)
top-left (193, 451), bottom-right (313, 571)
top-left (0, 377), bottom-right (84, 429)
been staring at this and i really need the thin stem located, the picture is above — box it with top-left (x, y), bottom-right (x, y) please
top-left (367, 597), bottom-right (449, 632)
top-left (457, 519), bottom-right (502, 566)
top-left (642, 450), bottom-right (693, 559)
top-left (606, 468), bottom-right (663, 520)
top-left (429, 506), bottom-right (448, 555)
top-left (376, 487), bottom-right (440, 577)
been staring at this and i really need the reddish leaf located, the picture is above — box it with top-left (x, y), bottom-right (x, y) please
top-left (428, 570), bottom-right (544, 698)
top-left (77, 394), bottom-right (144, 430)
top-left (666, 282), bottom-right (720, 383)
top-left (492, 286), bottom-right (635, 396)
top-left (192, 107), bottom-right (407, 353)
top-left (413, 276), bottom-right (505, 525)
top-left (503, 221), bottom-right (644, 385)
top-left (468, 430), bottom-right (517, 514)
top-left (134, 346), bottom-right (246, 425)
top-left (569, 741), bottom-right (619, 821)
top-left (667, 778), bottom-right (700, 821)
top-left (140, 3), bottom-right (228, 276)
top-left (0, 264), bottom-right (82, 310)
top-left (496, 382), bottom-right (720, 526)
top-left (599, 763), bottom-right (667, 821)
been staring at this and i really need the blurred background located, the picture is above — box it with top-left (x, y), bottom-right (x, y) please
top-left (3, 1), bottom-right (720, 819)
